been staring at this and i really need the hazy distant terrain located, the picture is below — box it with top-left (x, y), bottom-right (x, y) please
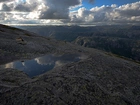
top-left (17, 25), bottom-right (140, 61)
top-left (17, 25), bottom-right (140, 41)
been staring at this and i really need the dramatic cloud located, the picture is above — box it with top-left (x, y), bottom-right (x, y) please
top-left (0, 0), bottom-right (82, 19)
top-left (115, 2), bottom-right (140, 17)
top-left (0, 0), bottom-right (140, 25)
top-left (0, 0), bottom-right (40, 12)
top-left (39, 0), bottom-right (82, 19)
top-left (68, 1), bottom-right (140, 25)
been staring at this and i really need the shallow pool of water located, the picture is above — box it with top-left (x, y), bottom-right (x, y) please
top-left (1, 53), bottom-right (87, 77)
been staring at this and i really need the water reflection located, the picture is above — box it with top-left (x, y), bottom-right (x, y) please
top-left (1, 54), bottom-right (87, 78)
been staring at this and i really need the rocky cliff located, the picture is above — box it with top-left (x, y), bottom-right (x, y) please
top-left (74, 36), bottom-right (140, 61)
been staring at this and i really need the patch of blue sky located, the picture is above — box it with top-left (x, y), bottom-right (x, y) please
top-left (83, 0), bottom-right (140, 10)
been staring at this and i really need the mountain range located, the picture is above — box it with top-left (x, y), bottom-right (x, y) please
top-left (18, 25), bottom-right (140, 61)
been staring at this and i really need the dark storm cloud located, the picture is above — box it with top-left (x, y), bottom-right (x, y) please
top-left (0, 0), bottom-right (82, 19)
top-left (0, 0), bottom-right (11, 2)
top-left (1, 3), bottom-right (12, 11)
top-left (39, 0), bottom-right (81, 19)
top-left (14, 3), bottom-right (37, 12)
top-left (88, 0), bottom-right (94, 3)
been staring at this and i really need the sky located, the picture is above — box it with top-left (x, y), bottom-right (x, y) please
top-left (0, 0), bottom-right (140, 26)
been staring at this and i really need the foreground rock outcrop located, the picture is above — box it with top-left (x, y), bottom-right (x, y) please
top-left (0, 24), bottom-right (140, 105)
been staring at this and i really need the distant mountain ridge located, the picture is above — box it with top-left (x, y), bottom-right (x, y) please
top-left (17, 25), bottom-right (140, 62)
top-left (74, 36), bottom-right (140, 61)
top-left (18, 25), bottom-right (140, 41)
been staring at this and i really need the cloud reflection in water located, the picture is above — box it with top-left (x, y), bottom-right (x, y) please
top-left (2, 54), bottom-right (87, 78)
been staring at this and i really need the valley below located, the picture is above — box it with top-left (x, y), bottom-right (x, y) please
top-left (18, 25), bottom-right (140, 62)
